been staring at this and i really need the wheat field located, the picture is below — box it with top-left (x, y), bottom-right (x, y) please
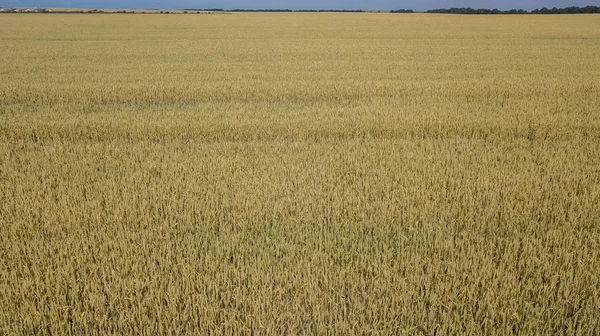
top-left (0, 13), bottom-right (599, 334)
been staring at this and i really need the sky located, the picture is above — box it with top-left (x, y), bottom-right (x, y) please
top-left (1, 0), bottom-right (599, 11)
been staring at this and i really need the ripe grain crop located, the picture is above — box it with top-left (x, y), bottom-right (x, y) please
top-left (0, 13), bottom-right (599, 334)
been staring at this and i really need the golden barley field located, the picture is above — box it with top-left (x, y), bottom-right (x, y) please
top-left (1, 12), bottom-right (599, 334)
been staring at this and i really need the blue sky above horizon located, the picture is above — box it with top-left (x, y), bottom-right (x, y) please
top-left (1, 0), bottom-right (599, 11)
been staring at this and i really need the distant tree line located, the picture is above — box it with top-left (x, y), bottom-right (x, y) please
top-left (184, 8), bottom-right (366, 12)
top-left (291, 9), bottom-right (366, 12)
top-left (427, 6), bottom-right (600, 14)
top-left (6, 6), bottom-right (598, 15)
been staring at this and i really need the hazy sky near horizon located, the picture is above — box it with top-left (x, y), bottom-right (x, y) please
top-left (1, 0), bottom-right (599, 10)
